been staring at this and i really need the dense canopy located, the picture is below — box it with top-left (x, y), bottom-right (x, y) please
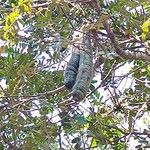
top-left (0, 0), bottom-right (150, 149)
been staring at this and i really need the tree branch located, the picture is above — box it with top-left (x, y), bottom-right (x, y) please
top-left (102, 15), bottom-right (150, 61)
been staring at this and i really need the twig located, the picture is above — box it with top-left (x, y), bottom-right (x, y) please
top-left (0, 85), bottom-right (65, 99)
top-left (124, 100), bottom-right (148, 146)
top-left (86, 60), bottom-right (116, 97)
top-left (60, 7), bottom-right (75, 29)
top-left (32, 2), bottom-right (49, 9)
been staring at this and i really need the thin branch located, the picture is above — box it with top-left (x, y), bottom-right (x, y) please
top-left (86, 60), bottom-right (117, 97)
top-left (0, 85), bottom-right (65, 99)
top-left (124, 100), bottom-right (149, 145)
top-left (60, 7), bottom-right (75, 29)
top-left (32, 2), bottom-right (49, 9)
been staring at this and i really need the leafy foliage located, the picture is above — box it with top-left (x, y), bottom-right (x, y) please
top-left (0, 0), bottom-right (150, 149)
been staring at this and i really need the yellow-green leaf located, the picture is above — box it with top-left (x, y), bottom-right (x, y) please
top-left (141, 18), bottom-right (150, 32)
top-left (91, 138), bottom-right (97, 147)
top-left (18, 0), bottom-right (24, 6)
top-left (141, 18), bottom-right (150, 41)
top-left (8, 10), bottom-right (19, 22)
top-left (147, 65), bottom-right (150, 73)
top-left (142, 33), bottom-right (146, 41)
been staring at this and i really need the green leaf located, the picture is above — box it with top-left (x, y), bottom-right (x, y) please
top-left (75, 115), bottom-right (87, 125)
top-left (0, 142), bottom-right (4, 150)
top-left (91, 80), bottom-right (98, 84)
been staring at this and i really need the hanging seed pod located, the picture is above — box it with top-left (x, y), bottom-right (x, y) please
top-left (64, 30), bottom-right (83, 89)
top-left (72, 34), bottom-right (93, 101)
top-left (64, 52), bottom-right (80, 89)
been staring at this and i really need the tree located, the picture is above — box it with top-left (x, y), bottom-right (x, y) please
top-left (0, 0), bottom-right (150, 149)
